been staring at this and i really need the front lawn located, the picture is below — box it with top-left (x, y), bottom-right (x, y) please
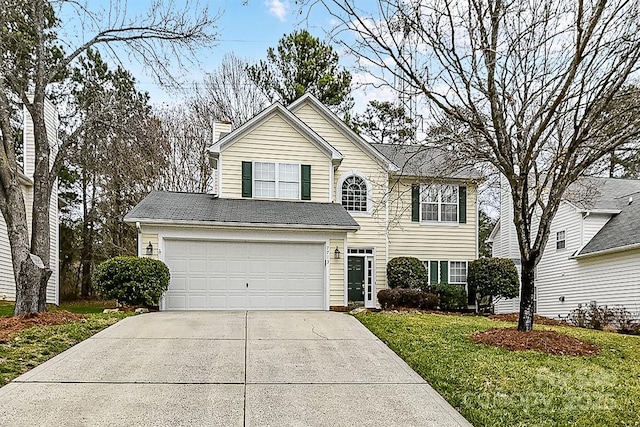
top-left (0, 300), bottom-right (117, 317)
top-left (0, 311), bottom-right (131, 386)
top-left (355, 312), bottom-right (640, 427)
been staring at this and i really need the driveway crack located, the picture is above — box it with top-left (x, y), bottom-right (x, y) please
top-left (303, 317), bottom-right (328, 339)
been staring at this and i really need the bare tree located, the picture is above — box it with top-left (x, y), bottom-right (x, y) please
top-left (309, 0), bottom-right (640, 330)
top-left (155, 104), bottom-right (215, 193)
top-left (0, 0), bottom-right (218, 314)
top-left (191, 53), bottom-right (268, 128)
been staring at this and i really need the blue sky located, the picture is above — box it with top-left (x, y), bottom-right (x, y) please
top-left (58, 1), bottom-right (360, 106)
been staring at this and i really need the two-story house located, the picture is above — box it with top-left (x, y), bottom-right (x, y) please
top-left (489, 175), bottom-right (640, 318)
top-left (125, 94), bottom-right (480, 310)
top-left (0, 100), bottom-right (59, 304)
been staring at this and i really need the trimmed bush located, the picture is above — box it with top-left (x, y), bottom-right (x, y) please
top-left (433, 283), bottom-right (468, 311)
top-left (94, 256), bottom-right (170, 306)
top-left (387, 257), bottom-right (428, 289)
top-left (467, 258), bottom-right (519, 310)
top-left (377, 288), bottom-right (439, 310)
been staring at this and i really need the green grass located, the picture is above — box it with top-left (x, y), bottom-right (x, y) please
top-left (355, 312), bottom-right (640, 427)
top-left (0, 312), bottom-right (131, 386)
top-left (0, 300), bottom-right (117, 316)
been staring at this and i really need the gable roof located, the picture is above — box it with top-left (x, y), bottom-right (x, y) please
top-left (570, 177), bottom-right (640, 256)
top-left (125, 191), bottom-right (360, 231)
top-left (209, 101), bottom-right (343, 161)
top-left (370, 143), bottom-right (483, 180)
top-left (288, 93), bottom-right (396, 171)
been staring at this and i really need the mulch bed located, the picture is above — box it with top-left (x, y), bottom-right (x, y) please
top-left (0, 312), bottom-right (86, 342)
top-left (470, 328), bottom-right (600, 356)
top-left (489, 313), bottom-right (569, 326)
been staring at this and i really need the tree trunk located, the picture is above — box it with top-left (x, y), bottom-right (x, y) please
top-left (28, 101), bottom-right (54, 313)
top-left (517, 261), bottom-right (536, 331)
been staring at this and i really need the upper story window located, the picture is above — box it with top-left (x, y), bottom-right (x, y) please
top-left (253, 162), bottom-right (299, 199)
top-left (556, 230), bottom-right (566, 250)
top-left (342, 175), bottom-right (368, 212)
top-left (421, 184), bottom-right (458, 222)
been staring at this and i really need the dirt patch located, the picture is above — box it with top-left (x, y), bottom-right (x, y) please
top-left (0, 311), bottom-right (86, 342)
top-left (489, 313), bottom-right (570, 327)
top-left (470, 328), bottom-right (600, 356)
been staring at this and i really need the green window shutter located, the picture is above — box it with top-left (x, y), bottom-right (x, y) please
top-left (242, 161), bottom-right (252, 198)
top-left (458, 186), bottom-right (467, 223)
top-left (440, 261), bottom-right (449, 284)
top-left (430, 261), bottom-right (439, 284)
top-left (301, 165), bottom-right (311, 200)
top-left (411, 184), bottom-right (420, 222)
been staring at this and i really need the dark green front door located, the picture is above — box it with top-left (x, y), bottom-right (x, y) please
top-left (348, 256), bottom-right (365, 302)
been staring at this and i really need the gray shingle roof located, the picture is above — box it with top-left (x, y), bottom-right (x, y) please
top-left (574, 178), bottom-right (640, 255)
top-left (124, 191), bottom-right (360, 230)
top-left (369, 143), bottom-right (483, 180)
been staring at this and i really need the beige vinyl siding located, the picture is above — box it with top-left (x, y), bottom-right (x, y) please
top-left (141, 233), bottom-right (159, 259)
top-left (329, 238), bottom-right (345, 306)
top-left (293, 103), bottom-right (389, 290)
top-left (387, 180), bottom-right (478, 262)
top-left (219, 112), bottom-right (331, 202)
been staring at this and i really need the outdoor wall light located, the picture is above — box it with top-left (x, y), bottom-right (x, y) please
top-left (559, 296), bottom-right (565, 302)
top-left (146, 241), bottom-right (153, 256)
top-left (334, 246), bottom-right (341, 259)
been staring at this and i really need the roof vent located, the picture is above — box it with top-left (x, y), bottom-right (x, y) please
top-left (629, 196), bottom-right (634, 205)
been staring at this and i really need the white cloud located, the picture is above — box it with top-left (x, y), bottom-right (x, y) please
top-left (265, 0), bottom-right (289, 22)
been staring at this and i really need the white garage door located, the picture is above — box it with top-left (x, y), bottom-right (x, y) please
top-left (163, 240), bottom-right (326, 310)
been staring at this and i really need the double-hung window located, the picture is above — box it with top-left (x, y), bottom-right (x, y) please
top-left (556, 230), bottom-right (566, 250)
top-left (253, 162), bottom-right (299, 199)
top-left (420, 184), bottom-right (458, 222)
top-left (449, 261), bottom-right (468, 284)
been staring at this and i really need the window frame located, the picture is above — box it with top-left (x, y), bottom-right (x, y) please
top-left (556, 230), bottom-right (566, 250)
top-left (448, 260), bottom-right (468, 284)
top-left (419, 184), bottom-right (459, 223)
top-left (252, 161), bottom-right (301, 200)
top-left (338, 172), bottom-right (371, 216)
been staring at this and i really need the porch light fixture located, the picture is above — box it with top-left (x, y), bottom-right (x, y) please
top-left (146, 242), bottom-right (153, 256)
top-left (334, 246), bottom-right (341, 259)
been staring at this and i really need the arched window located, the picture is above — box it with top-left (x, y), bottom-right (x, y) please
top-left (341, 175), bottom-right (368, 212)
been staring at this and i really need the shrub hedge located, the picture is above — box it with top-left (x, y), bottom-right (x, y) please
top-left (387, 257), bottom-right (428, 289)
top-left (433, 283), bottom-right (468, 311)
top-left (94, 256), bottom-right (170, 307)
top-left (377, 288), bottom-right (439, 310)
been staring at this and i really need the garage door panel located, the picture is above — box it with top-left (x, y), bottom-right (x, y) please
top-left (164, 240), bottom-right (326, 310)
top-left (166, 294), bottom-right (186, 309)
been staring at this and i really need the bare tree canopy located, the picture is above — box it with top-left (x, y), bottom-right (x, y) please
top-left (0, 0), bottom-right (219, 315)
top-left (191, 53), bottom-right (268, 128)
top-left (309, 0), bottom-right (640, 330)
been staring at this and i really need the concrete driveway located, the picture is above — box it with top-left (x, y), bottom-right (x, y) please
top-left (0, 311), bottom-right (471, 426)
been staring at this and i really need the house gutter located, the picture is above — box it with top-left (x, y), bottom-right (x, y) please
top-left (124, 217), bottom-right (360, 232)
top-left (572, 241), bottom-right (640, 259)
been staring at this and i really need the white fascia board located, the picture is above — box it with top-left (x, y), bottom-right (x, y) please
top-left (487, 222), bottom-right (501, 242)
top-left (288, 94), bottom-right (395, 171)
top-left (125, 217), bottom-right (360, 232)
top-left (572, 241), bottom-right (640, 259)
top-left (208, 101), bottom-right (342, 161)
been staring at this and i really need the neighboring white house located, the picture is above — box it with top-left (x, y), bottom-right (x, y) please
top-left (0, 101), bottom-right (59, 304)
top-left (489, 175), bottom-right (640, 318)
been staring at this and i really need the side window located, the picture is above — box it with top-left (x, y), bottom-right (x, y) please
top-left (556, 230), bottom-right (566, 250)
